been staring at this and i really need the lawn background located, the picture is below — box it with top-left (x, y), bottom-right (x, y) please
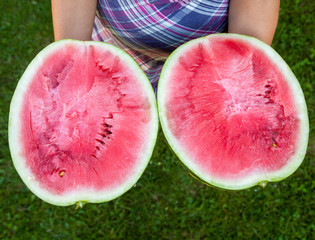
top-left (0, 1), bottom-right (314, 239)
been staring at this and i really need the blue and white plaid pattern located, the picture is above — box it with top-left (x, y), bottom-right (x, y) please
top-left (92, 0), bottom-right (229, 93)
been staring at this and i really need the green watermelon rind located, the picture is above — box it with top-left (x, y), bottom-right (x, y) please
top-left (157, 33), bottom-right (309, 190)
top-left (9, 39), bottom-right (159, 206)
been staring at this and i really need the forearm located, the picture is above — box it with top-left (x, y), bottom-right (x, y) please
top-left (52, 0), bottom-right (97, 41)
top-left (228, 0), bottom-right (280, 45)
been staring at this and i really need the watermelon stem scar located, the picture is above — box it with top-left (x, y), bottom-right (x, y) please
top-left (75, 201), bottom-right (85, 209)
top-left (9, 40), bottom-right (159, 206)
top-left (258, 181), bottom-right (267, 189)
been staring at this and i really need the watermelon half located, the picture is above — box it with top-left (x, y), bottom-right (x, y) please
top-left (158, 34), bottom-right (309, 190)
top-left (9, 40), bottom-right (158, 206)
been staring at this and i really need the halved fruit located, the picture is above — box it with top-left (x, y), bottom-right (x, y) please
top-left (158, 34), bottom-right (309, 190)
top-left (9, 40), bottom-right (159, 206)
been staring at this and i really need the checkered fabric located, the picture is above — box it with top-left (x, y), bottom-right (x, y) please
top-left (92, 0), bottom-right (229, 93)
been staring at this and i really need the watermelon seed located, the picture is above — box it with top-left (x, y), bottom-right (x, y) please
top-left (103, 123), bottom-right (112, 128)
top-left (95, 139), bottom-right (105, 145)
top-left (105, 129), bottom-right (112, 135)
top-left (50, 167), bottom-right (60, 176)
top-left (91, 154), bottom-right (99, 160)
top-left (98, 133), bottom-right (106, 138)
top-left (101, 128), bottom-right (111, 135)
top-left (271, 138), bottom-right (278, 147)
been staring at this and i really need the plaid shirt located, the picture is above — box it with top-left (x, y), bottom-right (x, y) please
top-left (92, 0), bottom-right (229, 93)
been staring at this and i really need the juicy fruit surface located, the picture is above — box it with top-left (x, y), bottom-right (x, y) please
top-left (162, 37), bottom-right (300, 181)
top-left (20, 42), bottom-right (154, 195)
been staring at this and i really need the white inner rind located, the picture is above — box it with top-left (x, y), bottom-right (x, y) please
top-left (9, 40), bottom-right (159, 206)
top-left (157, 34), bottom-right (309, 190)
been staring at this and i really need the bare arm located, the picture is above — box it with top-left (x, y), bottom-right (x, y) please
top-left (228, 0), bottom-right (280, 45)
top-left (52, 0), bottom-right (97, 41)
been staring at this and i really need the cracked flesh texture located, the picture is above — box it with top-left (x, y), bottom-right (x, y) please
top-left (165, 38), bottom-right (299, 179)
top-left (21, 44), bottom-right (152, 194)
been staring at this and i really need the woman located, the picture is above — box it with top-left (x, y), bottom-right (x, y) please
top-left (51, 0), bottom-right (280, 91)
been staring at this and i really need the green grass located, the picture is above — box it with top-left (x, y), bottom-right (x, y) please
top-left (0, 0), bottom-right (314, 239)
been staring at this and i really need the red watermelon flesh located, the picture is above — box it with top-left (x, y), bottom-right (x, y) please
top-left (9, 40), bottom-right (158, 205)
top-left (158, 34), bottom-right (309, 189)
